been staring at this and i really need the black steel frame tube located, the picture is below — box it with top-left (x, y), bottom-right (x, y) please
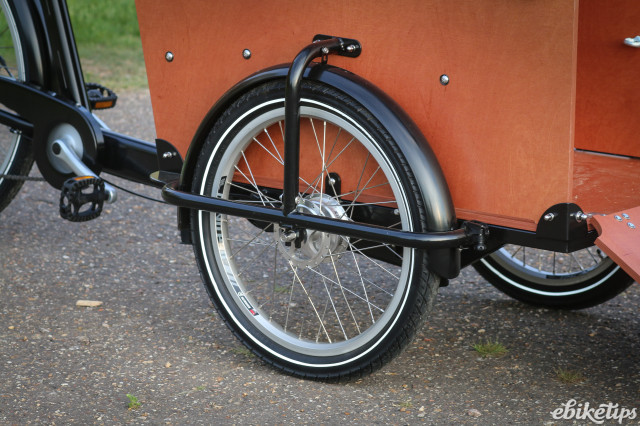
top-left (0, 109), bottom-right (33, 136)
top-left (100, 130), bottom-right (159, 185)
top-left (162, 185), bottom-right (472, 249)
top-left (282, 37), bottom-right (344, 215)
top-left (42, 0), bottom-right (90, 109)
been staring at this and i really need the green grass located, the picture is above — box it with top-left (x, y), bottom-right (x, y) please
top-left (231, 346), bottom-right (254, 358)
top-left (67, 0), bottom-right (147, 89)
top-left (472, 340), bottom-right (509, 358)
top-left (126, 393), bottom-right (141, 410)
top-left (555, 368), bottom-right (585, 384)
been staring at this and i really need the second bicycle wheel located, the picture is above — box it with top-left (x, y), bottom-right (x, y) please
top-left (191, 80), bottom-right (439, 380)
top-left (0, 1), bottom-right (34, 213)
top-left (474, 245), bottom-right (634, 309)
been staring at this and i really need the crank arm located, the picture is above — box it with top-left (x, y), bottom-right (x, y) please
top-left (51, 140), bottom-right (117, 203)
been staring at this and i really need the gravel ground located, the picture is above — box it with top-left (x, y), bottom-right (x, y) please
top-left (1, 90), bottom-right (639, 425)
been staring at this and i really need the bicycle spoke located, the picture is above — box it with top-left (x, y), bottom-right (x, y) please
top-left (350, 249), bottom-right (376, 324)
top-left (346, 240), bottom-right (400, 280)
top-left (570, 252), bottom-right (586, 271)
top-left (228, 221), bottom-right (274, 260)
top-left (227, 181), bottom-right (279, 204)
top-left (252, 135), bottom-right (284, 166)
top-left (339, 179), bottom-right (389, 202)
top-left (499, 244), bottom-right (612, 277)
top-left (263, 127), bottom-right (284, 164)
top-left (327, 255), bottom-right (360, 335)
top-left (305, 264), bottom-right (385, 313)
top-left (301, 134), bottom-right (355, 196)
top-left (238, 151), bottom-right (270, 206)
top-left (234, 237), bottom-right (278, 278)
top-left (319, 274), bottom-right (348, 341)
top-left (288, 261), bottom-right (333, 342)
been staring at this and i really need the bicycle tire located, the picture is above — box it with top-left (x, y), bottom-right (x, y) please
top-left (474, 245), bottom-right (634, 309)
top-left (0, 1), bottom-right (34, 213)
top-left (190, 80), bottom-right (440, 380)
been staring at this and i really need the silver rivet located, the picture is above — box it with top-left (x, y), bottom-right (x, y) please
top-left (242, 49), bottom-right (251, 59)
top-left (346, 44), bottom-right (357, 53)
top-left (165, 51), bottom-right (174, 62)
top-left (162, 151), bottom-right (176, 159)
top-left (393, 209), bottom-right (399, 216)
top-left (328, 178), bottom-right (336, 186)
top-left (321, 47), bottom-right (330, 55)
top-left (440, 74), bottom-right (450, 86)
top-left (623, 213), bottom-right (630, 219)
top-left (544, 213), bottom-right (556, 222)
top-left (575, 212), bottom-right (589, 222)
top-left (615, 215), bottom-right (623, 221)
top-left (628, 222), bottom-right (636, 229)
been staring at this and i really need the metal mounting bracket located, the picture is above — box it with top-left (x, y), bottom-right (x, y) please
top-left (282, 35), bottom-right (362, 215)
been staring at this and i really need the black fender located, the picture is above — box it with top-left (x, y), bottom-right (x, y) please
top-left (179, 64), bottom-right (460, 278)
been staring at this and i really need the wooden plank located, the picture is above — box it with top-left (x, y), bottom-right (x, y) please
top-left (573, 151), bottom-right (640, 215)
top-left (575, 0), bottom-right (640, 158)
top-left (591, 206), bottom-right (640, 284)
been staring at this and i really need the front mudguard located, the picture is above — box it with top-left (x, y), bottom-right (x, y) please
top-left (179, 64), bottom-right (460, 278)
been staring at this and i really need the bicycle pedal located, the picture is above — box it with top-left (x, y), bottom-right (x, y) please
top-left (59, 176), bottom-right (107, 222)
top-left (86, 82), bottom-right (117, 110)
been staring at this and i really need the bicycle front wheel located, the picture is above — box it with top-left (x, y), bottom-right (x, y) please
top-left (0, 1), bottom-right (34, 213)
top-left (191, 80), bottom-right (439, 380)
top-left (474, 245), bottom-right (634, 309)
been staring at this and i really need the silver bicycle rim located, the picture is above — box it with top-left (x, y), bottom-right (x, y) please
top-left (198, 99), bottom-right (416, 364)
top-left (483, 245), bottom-right (619, 296)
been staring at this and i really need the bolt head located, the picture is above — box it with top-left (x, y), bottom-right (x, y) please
top-left (242, 49), bottom-right (251, 59)
top-left (439, 74), bottom-right (450, 86)
top-left (165, 51), bottom-right (174, 62)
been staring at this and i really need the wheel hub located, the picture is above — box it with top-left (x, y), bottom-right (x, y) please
top-left (275, 194), bottom-right (350, 268)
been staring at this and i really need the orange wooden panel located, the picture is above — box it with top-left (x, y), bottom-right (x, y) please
top-left (592, 206), bottom-right (640, 284)
top-left (135, 0), bottom-right (578, 229)
top-left (575, 0), bottom-right (640, 158)
top-left (573, 151), bottom-right (640, 215)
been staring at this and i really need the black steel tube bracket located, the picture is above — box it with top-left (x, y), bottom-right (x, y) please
top-left (161, 182), bottom-right (487, 251)
top-left (282, 35), bottom-right (362, 215)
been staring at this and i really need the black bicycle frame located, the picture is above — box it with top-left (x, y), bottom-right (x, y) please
top-left (0, 0), bottom-right (159, 187)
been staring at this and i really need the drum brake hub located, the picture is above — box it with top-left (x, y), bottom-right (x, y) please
top-left (275, 194), bottom-right (350, 268)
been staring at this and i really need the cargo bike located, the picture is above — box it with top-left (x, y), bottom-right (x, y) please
top-left (1, 0), bottom-right (639, 380)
